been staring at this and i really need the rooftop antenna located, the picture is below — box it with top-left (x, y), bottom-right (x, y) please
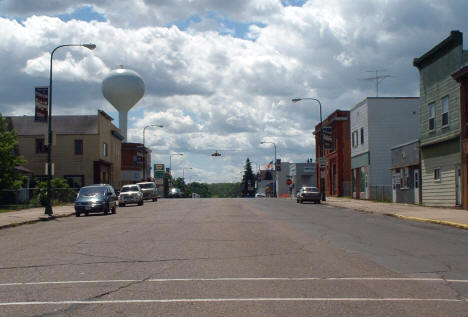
top-left (362, 70), bottom-right (392, 97)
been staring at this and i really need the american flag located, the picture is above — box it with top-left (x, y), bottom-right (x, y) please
top-left (264, 161), bottom-right (273, 169)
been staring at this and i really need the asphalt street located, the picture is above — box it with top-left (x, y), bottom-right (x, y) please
top-left (0, 198), bottom-right (467, 316)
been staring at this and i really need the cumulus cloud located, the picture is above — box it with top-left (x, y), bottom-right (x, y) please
top-left (1, 0), bottom-right (467, 182)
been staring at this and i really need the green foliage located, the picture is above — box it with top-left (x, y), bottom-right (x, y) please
top-left (187, 182), bottom-right (210, 198)
top-left (241, 158), bottom-right (256, 197)
top-left (0, 113), bottom-right (27, 191)
top-left (36, 178), bottom-right (76, 206)
top-left (206, 182), bottom-right (241, 198)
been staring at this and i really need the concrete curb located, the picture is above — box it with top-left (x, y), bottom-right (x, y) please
top-left (388, 213), bottom-right (468, 230)
top-left (323, 201), bottom-right (468, 230)
top-left (0, 212), bottom-right (75, 230)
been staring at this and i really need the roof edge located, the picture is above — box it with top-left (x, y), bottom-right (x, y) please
top-left (413, 30), bottom-right (463, 69)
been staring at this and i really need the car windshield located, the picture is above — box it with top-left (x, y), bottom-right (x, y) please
top-left (303, 187), bottom-right (319, 193)
top-left (121, 186), bottom-right (139, 192)
top-left (138, 183), bottom-right (154, 189)
top-left (78, 187), bottom-right (106, 196)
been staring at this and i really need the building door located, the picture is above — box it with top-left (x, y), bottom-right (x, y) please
top-left (456, 166), bottom-right (461, 205)
top-left (414, 169), bottom-right (419, 204)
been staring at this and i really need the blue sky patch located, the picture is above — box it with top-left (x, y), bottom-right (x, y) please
top-left (170, 11), bottom-right (266, 39)
top-left (57, 5), bottom-right (106, 22)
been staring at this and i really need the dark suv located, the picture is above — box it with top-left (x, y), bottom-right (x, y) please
top-left (74, 184), bottom-right (117, 217)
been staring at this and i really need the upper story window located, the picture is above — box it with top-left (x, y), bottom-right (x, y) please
top-left (360, 127), bottom-right (364, 145)
top-left (103, 143), bottom-right (108, 157)
top-left (428, 103), bottom-right (435, 131)
top-left (352, 130), bottom-right (358, 148)
top-left (441, 96), bottom-right (449, 126)
top-left (35, 138), bottom-right (47, 153)
top-left (74, 139), bottom-right (83, 155)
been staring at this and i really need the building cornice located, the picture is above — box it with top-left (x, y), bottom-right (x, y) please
top-left (413, 30), bottom-right (463, 69)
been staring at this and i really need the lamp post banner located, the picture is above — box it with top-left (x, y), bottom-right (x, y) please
top-left (35, 86), bottom-right (48, 121)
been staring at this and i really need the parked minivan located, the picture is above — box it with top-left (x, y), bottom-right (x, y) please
top-left (74, 184), bottom-right (117, 217)
top-left (136, 181), bottom-right (158, 202)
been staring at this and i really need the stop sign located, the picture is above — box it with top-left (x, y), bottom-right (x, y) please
top-left (286, 179), bottom-right (292, 185)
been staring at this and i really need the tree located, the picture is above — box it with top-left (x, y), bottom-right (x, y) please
top-left (241, 158), bottom-right (256, 197)
top-left (0, 113), bottom-right (26, 191)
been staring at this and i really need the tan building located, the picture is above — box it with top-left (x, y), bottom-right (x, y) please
top-left (7, 110), bottom-right (123, 189)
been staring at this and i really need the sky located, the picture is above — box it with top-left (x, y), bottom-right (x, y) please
top-left (1, 0), bottom-right (467, 183)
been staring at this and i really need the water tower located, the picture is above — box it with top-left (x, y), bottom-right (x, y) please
top-left (102, 66), bottom-right (145, 142)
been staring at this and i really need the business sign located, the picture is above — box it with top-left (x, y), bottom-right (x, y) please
top-left (154, 163), bottom-right (165, 179)
top-left (35, 86), bottom-right (48, 121)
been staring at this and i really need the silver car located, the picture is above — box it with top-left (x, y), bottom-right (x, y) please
top-left (118, 184), bottom-right (144, 207)
top-left (296, 186), bottom-right (321, 204)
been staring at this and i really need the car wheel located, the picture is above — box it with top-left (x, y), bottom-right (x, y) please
top-left (138, 200), bottom-right (143, 206)
top-left (104, 204), bottom-right (109, 214)
top-left (75, 212), bottom-right (80, 217)
top-left (300, 199), bottom-right (303, 204)
top-left (85, 211), bottom-right (89, 216)
top-left (317, 200), bottom-right (321, 204)
top-left (111, 204), bottom-right (116, 214)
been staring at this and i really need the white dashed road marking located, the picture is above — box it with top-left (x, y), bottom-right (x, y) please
top-left (1, 276), bottom-right (467, 287)
top-left (0, 298), bottom-right (465, 306)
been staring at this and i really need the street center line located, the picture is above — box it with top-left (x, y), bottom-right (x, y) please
top-left (1, 277), bottom-right (467, 287)
top-left (0, 298), bottom-right (465, 306)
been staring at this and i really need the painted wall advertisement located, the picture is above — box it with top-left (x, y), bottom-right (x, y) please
top-left (35, 86), bottom-right (48, 121)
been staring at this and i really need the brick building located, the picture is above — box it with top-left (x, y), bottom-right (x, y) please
top-left (314, 110), bottom-right (351, 197)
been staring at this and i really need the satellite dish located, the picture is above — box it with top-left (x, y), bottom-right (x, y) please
top-left (102, 66), bottom-right (145, 141)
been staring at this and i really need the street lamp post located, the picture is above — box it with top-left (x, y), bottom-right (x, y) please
top-left (182, 167), bottom-right (192, 182)
top-left (260, 141), bottom-right (277, 198)
top-left (45, 43), bottom-right (96, 216)
top-left (169, 153), bottom-right (183, 178)
top-left (142, 124), bottom-right (163, 181)
top-left (292, 97), bottom-right (326, 201)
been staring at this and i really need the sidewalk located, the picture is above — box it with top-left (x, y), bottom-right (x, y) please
top-left (0, 205), bottom-right (75, 229)
top-left (324, 197), bottom-right (468, 230)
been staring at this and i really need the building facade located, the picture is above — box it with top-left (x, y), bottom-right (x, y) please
top-left (391, 140), bottom-right (421, 204)
top-left (413, 30), bottom-right (468, 207)
top-left (121, 143), bottom-right (151, 185)
top-left (452, 65), bottom-right (468, 208)
top-left (314, 110), bottom-right (351, 197)
top-left (350, 97), bottom-right (419, 200)
top-left (289, 162), bottom-right (316, 195)
top-left (8, 110), bottom-right (123, 189)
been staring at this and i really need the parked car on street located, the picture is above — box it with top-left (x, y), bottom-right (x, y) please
top-left (136, 181), bottom-right (158, 202)
top-left (118, 184), bottom-right (144, 206)
top-left (296, 186), bottom-right (321, 204)
top-left (74, 184), bottom-right (117, 217)
top-left (255, 192), bottom-right (266, 198)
